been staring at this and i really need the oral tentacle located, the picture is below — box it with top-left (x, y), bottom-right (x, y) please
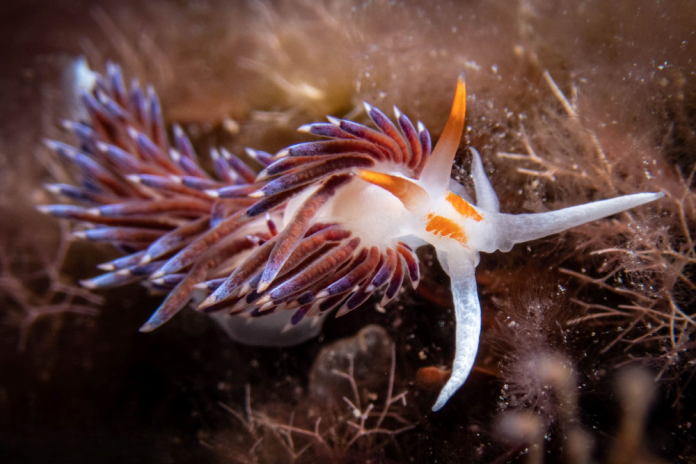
top-left (432, 252), bottom-right (481, 411)
top-left (447, 178), bottom-right (474, 204)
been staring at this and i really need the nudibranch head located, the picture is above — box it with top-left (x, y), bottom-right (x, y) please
top-left (41, 61), bottom-right (663, 412)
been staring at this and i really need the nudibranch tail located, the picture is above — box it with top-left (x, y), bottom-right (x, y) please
top-left (419, 73), bottom-right (466, 194)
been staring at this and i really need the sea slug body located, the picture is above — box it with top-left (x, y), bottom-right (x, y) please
top-left (41, 62), bottom-right (663, 411)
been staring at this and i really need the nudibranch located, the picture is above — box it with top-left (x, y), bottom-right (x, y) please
top-left (42, 62), bottom-right (663, 411)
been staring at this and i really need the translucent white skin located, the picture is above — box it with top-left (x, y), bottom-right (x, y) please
top-left (63, 56), bottom-right (98, 121)
top-left (247, 75), bottom-right (664, 411)
top-left (209, 308), bottom-right (330, 347)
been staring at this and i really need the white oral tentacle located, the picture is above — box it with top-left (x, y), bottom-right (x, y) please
top-left (432, 252), bottom-right (481, 411)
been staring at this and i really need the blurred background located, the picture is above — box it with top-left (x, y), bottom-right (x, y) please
top-left (0, 0), bottom-right (694, 462)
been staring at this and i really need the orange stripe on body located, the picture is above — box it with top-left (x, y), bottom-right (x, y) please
top-left (425, 213), bottom-right (468, 246)
top-left (446, 191), bottom-right (483, 222)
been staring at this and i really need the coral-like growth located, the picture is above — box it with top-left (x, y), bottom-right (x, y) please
top-left (499, 70), bottom-right (696, 397)
top-left (205, 326), bottom-right (415, 463)
top-left (495, 365), bottom-right (669, 464)
top-left (494, 289), bottom-right (576, 427)
top-left (0, 215), bottom-right (100, 352)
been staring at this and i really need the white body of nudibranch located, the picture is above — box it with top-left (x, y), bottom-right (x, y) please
top-left (270, 75), bottom-right (662, 411)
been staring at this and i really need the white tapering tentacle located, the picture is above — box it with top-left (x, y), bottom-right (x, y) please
top-left (469, 147), bottom-right (500, 212)
top-left (432, 252), bottom-right (481, 411)
top-left (495, 192), bottom-right (664, 252)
